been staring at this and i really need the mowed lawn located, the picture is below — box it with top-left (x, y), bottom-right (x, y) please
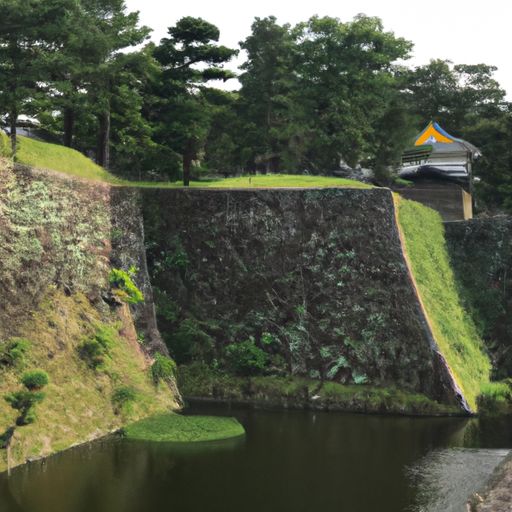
top-left (2, 133), bottom-right (371, 189)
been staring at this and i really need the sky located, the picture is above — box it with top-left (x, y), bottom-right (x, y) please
top-left (125, 0), bottom-right (511, 98)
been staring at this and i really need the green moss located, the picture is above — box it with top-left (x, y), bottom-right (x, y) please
top-left (397, 198), bottom-right (491, 411)
top-left (123, 413), bottom-right (245, 442)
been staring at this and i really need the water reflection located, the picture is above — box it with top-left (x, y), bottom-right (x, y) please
top-left (0, 408), bottom-right (511, 512)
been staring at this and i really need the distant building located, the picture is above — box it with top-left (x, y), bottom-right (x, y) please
top-left (399, 122), bottom-right (481, 221)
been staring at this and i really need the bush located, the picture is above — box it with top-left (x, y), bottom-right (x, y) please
top-left (109, 267), bottom-right (144, 304)
top-left (0, 338), bottom-right (31, 367)
top-left (151, 353), bottom-right (177, 385)
top-left (166, 318), bottom-right (214, 364)
top-left (5, 390), bottom-right (45, 425)
top-left (112, 386), bottom-right (137, 414)
top-left (225, 338), bottom-right (267, 376)
top-left (21, 369), bottom-right (49, 390)
top-left (79, 325), bottom-right (115, 369)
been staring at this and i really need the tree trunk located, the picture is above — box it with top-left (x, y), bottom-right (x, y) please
top-left (182, 138), bottom-right (195, 187)
top-left (96, 109), bottom-right (110, 169)
top-left (9, 108), bottom-right (17, 157)
top-left (63, 107), bottom-right (74, 147)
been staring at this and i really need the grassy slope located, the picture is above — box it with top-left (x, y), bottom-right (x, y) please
top-left (1, 133), bottom-right (370, 189)
top-left (396, 197), bottom-right (491, 410)
top-left (124, 413), bottom-right (244, 442)
top-left (0, 290), bottom-right (177, 472)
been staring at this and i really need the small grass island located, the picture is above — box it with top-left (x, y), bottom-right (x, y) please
top-left (123, 413), bottom-right (245, 443)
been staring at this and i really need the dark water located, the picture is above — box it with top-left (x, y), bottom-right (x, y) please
top-left (1, 405), bottom-right (511, 512)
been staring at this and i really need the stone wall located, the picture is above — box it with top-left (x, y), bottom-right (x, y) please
top-left (142, 187), bottom-right (462, 405)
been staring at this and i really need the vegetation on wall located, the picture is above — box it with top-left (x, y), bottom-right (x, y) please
top-left (397, 198), bottom-right (491, 410)
top-left (109, 267), bottom-right (144, 304)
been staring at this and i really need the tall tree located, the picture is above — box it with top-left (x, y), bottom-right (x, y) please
top-left (151, 17), bottom-right (237, 185)
top-left (237, 17), bottom-right (296, 172)
top-left (292, 15), bottom-right (412, 172)
top-left (0, 0), bottom-right (72, 155)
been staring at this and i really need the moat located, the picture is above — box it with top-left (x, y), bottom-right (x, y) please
top-left (1, 405), bottom-right (511, 512)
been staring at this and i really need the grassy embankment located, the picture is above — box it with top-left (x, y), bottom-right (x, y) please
top-left (124, 413), bottom-right (244, 442)
top-left (1, 133), bottom-right (371, 189)
top-left (0, 290), bottom-right (177, 473)
top-left (396, 198), bottom-right (492, 411)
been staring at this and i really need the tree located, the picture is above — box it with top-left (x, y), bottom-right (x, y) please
top-left (291, 15), bottom-right (412, 172)
top-left (237, 17), bottom-right (297, 172)
top-left (151, 17), bottom-right (237, 185)
top-left (0, 0), bottom-right (72, 155)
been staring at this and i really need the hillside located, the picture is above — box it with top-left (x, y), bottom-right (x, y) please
top-left (0, 157), bottom-right (180, 472)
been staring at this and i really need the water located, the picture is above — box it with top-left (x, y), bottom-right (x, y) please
top-left (0, 405), bottom-right (511, 512)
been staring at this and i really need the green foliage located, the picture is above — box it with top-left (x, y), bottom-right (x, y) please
top-left (477, 381), bottom-right (512, 415)
top-left (0, 338), bottom-right (31, 368)
top-left (124, 413), bottom-right (245, 442)
top-left (5, 390), bottom-right (45, 425)
top-left (79, 325), bottom-right (116, 369)
top-left (150, 17), bottom-right (237, 185)
top-left (398, 198), bottom-right (491, 410)
top-left (109, 267), bottom-right (144, 304)
top-left (225, 338), bottom-right (268, 376)
top-left (178, 364), bottom-right (460, 416)
top-left (165, 318), bottom-right (214, 364)
top-left (112, 386), bottom-right (137, 414)
top-left (21, 369), bottom-right (49, 390)
top-left (4, 369), bottom-right (49, 426)
top-left (151, 353), bottom-right (177, 385)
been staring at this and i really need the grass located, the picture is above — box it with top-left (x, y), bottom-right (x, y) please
top-left (0, 289), bottom-right (178, 472)
top-left (12, 134), bottom-right (117, 182)
top-left (179, 363), bottom-right (461, 416)
top-left (478, 381), bottom-right (512, 415)
top-left (123, 413), bottom-right (245, 442)
top-left (1, 132), bottom-right (371, 189)
top-left (396, 197), bottom-right (491, 411)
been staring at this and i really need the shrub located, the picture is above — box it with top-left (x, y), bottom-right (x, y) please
top-left (21, 369), bottom-right (49, 390)
top-left (0, 338), bottom-right (31, 367)
top-left (5, 390), bottom-right (45, 425)
top-left (166, 318), bottom-right (214, 364)
top-left (112, 386), bottom-right (137, 414)
top-left (79, 325), bottom-right (115, 369)
top-left (151, 353), bottom-right (177, 385)
top-left (109, 267), bottom-right (144, 304)
top-left (225, 338), bottom-right (267, 376)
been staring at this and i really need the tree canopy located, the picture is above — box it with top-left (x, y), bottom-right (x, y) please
top-left (0, 4), bottom-right (511, 211)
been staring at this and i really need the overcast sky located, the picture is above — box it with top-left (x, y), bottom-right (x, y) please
top-left (125, 0), bottom-right (511, 98)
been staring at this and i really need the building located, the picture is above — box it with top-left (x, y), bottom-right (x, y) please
top-left (398, 121), bottom-right (481, 221)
